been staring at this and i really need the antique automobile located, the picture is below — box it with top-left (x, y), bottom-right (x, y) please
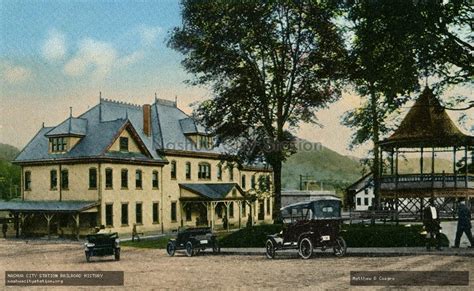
top-left (265, 196), bottom-right (347, 259)
top-left (166, 227), bottom-right (220, 257)
top-left (84, 232), bottom-right (121, 262)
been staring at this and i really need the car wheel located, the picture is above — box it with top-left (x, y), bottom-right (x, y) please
top-left (85, 251), bottom-right (91, 263)
top-left (185, 241), bottom-right (194, 257)
top-left (299, 238), bottom-right (313, 260)
top-left (212, 241), bottom-right (220, 254)
top-left (333, 237), bottom-right (347, 257)
top-left (265, 239), bottom-right (276, 259)
top-left (166, 242), bottom-right (176, 257)
top-left (114, 248), bottom-right (120, 261)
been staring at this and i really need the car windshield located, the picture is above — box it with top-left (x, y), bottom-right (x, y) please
top-left (312, 200), bottom-right (341, 219)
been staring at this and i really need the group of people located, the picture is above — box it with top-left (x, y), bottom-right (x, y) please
top-left (423, 198), bottom-right (473, 250)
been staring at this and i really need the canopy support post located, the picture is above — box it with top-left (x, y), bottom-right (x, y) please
top-left (72, 213), bottom-right (80, 241)
top-left (395, 148), bottom-right (399, 188)
top-left (420, 147), bottom-right (424, 181)
top-left (44, 213), bottom-right (54, 240)
top-left (210, 202), bottom-right (215, 231)
top-left (453, 146), bottom-right (457, 188)
top-left (465, 145), bottom-right (469, 188)
top-left (238, 201), bottom-right (242, 229)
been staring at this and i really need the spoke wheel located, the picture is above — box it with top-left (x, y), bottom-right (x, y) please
top-left (333, 237), bottom-right (347, 257)
top-left (166, 242), bottom-right (176, 257)
top-left (299, 238), bottom-right (313, 260)
top-left (185, 241), bottom-right (194, 257)
top-left (114, 248), bottom-right (120, 261)
top-left (265, 239), bottom-right (276, 259)
top-left (85, 251), bottom-right (91, 263)
top-left (212, 241), bottom-right (220, 254)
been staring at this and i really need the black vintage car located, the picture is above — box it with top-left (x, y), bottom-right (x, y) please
top-left (265, 196), bottom-right (347, 259)
top-left (166, 227), bottom-right (220, 257)
top-left (84, 232), bottom-right (121, 262)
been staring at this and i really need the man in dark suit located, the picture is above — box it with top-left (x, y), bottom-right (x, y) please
top-left (423, 198), bottom-right (442, 251)
top-left (453, 199), bottom-right (473, 248)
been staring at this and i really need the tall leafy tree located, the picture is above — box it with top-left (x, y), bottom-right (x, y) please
top-left (169, 0), bottom-right (348, 217)
top-left (344, 0), bottom-right (472, 208)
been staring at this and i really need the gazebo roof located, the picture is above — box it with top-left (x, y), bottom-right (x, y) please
top-left (379, 87), bottom-right (474, 148)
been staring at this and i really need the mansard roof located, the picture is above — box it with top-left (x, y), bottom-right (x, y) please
top-left (45, 117), bottom-right (88, 137)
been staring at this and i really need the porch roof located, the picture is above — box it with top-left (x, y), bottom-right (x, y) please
top-left (179, 183), bottom-right (244, 200)
top-left (0, 200), bottom-right (99, 213)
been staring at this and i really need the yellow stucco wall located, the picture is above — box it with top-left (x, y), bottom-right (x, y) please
top-left (20, 154), bottom-right (273, 235)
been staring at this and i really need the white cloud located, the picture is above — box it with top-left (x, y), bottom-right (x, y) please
top-left (117, 51), bottom-right (145, 68)
top-left (138, 25), bottom-right (162, 47)
top-left (64, 38), bottom-right (117, 79)
top-left (2, 64), bottom-right (32, 83)
top-left (42, 29), bottom-right (66, 61)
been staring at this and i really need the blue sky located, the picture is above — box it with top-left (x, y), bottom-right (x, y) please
top-left (0, 1), bottom-right (471, 158)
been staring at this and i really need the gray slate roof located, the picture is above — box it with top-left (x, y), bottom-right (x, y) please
top-left (46, 117), bottom-right (87, 137)
top-left (179, 183), bottom-right (243, 200)
top-left (13, 96), bottom-right (268, 170)
top-left (0, 200), bottom-right (98, 213)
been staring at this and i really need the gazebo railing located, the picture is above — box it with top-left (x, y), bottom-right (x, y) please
top-left (380, 173), bottom-right (474, 190)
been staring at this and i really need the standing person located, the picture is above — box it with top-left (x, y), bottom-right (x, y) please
top-left (453, 199), bottom-right (473, 248)
top-left (2, 222), bottom-right (7, 239)
top-left (423, 198), bottom-right (442, 251)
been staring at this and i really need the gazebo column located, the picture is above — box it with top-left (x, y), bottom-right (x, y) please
top-left (431, 147), bottom-right (435, 197)
top-left (465, 146), bottom-right (469, 188)
top-left (395, 148), bottom-right (399, 188)
top-left (453, 146), bottom-right (457, 188)
top-left (14, 213), bottom-right (19, 238)
top-left (210, 202), bottom-right (215, 231)
top-left (420, 147), bottom-right (424, 181)
top-left (44, 213), bottom-right (54, 240)
top-left (225, 202), bottom-right (230, 232)
top-left (390, 149), bottom-right (394, 175)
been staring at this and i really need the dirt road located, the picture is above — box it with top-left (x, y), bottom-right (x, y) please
top-left (0, 239), bottom-right (472, 290)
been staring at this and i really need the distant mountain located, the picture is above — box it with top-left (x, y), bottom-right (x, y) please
top-left (0, 143), bottom-right (20, 161)
top-left (282, 140), bottom-right (365, 192)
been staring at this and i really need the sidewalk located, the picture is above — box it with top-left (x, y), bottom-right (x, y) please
top-left (220, 247), bottom-right (474, 257)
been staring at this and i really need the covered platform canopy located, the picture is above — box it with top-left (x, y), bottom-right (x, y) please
top-left (179, 183), bottom-right (248, 230)
top-left (376, 87), bottom-right (473, 218)
top-left (0, 200), bottom-right (99, 239)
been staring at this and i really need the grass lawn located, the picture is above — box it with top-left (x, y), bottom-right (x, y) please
top-left (121, 236), bottom-right (172, 249)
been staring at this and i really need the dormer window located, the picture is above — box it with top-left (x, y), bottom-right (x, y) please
top-left (50, 137), bottom-right (67, 152)
top-left (120, 137), bottom-right (129, 152)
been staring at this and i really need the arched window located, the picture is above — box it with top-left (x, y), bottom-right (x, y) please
top-left (228, 164), bottom-right (234, 181)
top-left (24, 171), bottom-right (31, 191)
top-left (198, 162), bottom-right (211, 180)
top-left (121, 169), bottom-right (128, 188)
top-left (50, 169), bottom-right (58, 190)
top-left (89, 168), bottom-right (97, 189)
top-left (135, 169), bottom-right (143, 189)
top-left (105, 168), bottom-right (113, 189)
top-left (61, 169), bottom-right (69, 190)
top-left (251, 175), bottom-right (256, 189)
top-left (170, 161), bottom-right (177, 179)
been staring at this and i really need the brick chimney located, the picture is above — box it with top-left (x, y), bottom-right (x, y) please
top-left (143, 104), bottom-right (151, 136)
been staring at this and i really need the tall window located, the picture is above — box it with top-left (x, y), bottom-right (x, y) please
top-left (229, 202), bottom-right (234, 218)
top-left (152, 171), bottom-right (159, 189)
top-left (135, 170), bottom-right (143, 189)
top-left (105, 168), bottom-right (113, 189)
top-left (265, 175), bottom-right (271, 190)
top-left (357, 197), bottom-right (361, 206)
top-left (217, 164), bottom-right (222, 180)
top-left (242, 203), bottom-right (246, 216)
top-left (121, 203), bottom-right (129, 225)
top-left (50, 137), bottom-right (67, 152)
top-left (198, 163), bottom-right (211, 180)
top-left (152, 202), bottom-right (159, 223)
top-left (228, 165), bottom-right (234, 181)
top-left (185, 162), bottom-right (191, 179)
top-left (50, 170), bottom-right (57, 190)
top-left (266, 198), bottom-right (271, 215)
top-left (364, 198), bottom-right (369, 206)
top-left (24, 171), bottom-right (31, 191)
top-left (61, 169), bottom-right (69, 190)
top-left (136, 203), bottom-right (143, 224)
top-left (119, 137), bottom-right (129, 152)
top-left (171, 202), bottom-right (177, 222)
top-left (105, 204), bottom-right (113, 226)
top-left (241, 175), bottom-right (246, 189)
top-left (251, 175), bottom-right (256, 189)
top-left (121, 169), bottom-right (128, 188)
top-left (89, 168), bottom-right (97, 189)
top-left (170, 161), bottom-right (177, 179)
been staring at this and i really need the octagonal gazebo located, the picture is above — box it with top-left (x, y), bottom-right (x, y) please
top-left (378, 87), bottom-right (474, 219)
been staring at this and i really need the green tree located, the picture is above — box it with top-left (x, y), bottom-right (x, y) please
top-left (343, 0), bottom-right (472, 209)
top-left (169, 0), bottom-right (348, 217)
